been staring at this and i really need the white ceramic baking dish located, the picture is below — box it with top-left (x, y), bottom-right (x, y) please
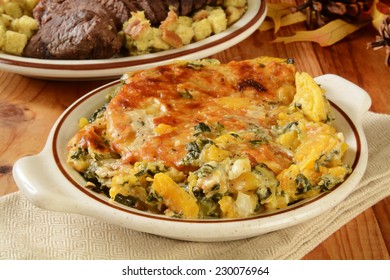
top-left (13, 74), bottom-right (371, 242)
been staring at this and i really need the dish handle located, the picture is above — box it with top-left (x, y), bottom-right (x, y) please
top-left (314, 74), bottom-right (372, 119)
top-left (13, 154), bottom-right (80, 213)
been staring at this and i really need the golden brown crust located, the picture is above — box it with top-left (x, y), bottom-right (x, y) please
top-left (105, 58), bottom-right (295, 172)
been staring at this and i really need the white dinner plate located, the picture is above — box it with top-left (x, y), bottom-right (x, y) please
top-left (0, 0), bottom-right (266, 80)
top-left (13, 73), bottom-right (371, 242)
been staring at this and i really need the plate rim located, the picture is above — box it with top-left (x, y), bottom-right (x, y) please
top-left (0, 0), bottom-right (266, 72)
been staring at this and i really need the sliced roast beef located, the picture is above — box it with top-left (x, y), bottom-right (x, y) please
top-left (99, 0), bottom-right (134, 28)
top-left (138, 0), bottom-right (164, 26)
top-left (164, 0), bottom-right (180, 12)
top-left (24, 5), bottom-right (121, 59)
top-left (33, 0), bottom-right (132, 28)
top-left (25, 0), bottom-right (226, 59)
top-left (180, 0), bottom-right (193, 16)
top-left (33, 0), bottom-right (65, 25)
top-left (193, 0), bottom-right (208, 11)
top-left (147, 0), bottom-right (170, 24)
top-left (207, 0), bottom-right (224, 6)
top-left (138, 0), bottom-right (214, 26)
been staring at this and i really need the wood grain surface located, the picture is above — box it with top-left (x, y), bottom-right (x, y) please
top-left (0, 0), bottom-right (389, 259)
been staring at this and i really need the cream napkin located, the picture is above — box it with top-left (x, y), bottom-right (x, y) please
top-left (1, 111), bottom-right (390, 260)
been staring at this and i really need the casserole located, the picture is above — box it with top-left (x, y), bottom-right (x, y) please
top-left (13, 73), bottom-right (370, 241)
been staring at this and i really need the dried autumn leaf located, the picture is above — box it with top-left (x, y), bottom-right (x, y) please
top-left (371, 0), bottom-right (390, 30)
top-left (259, 19), bottom-right (275, 31)
top-left (272, 19), bottom-right (369, 46)
top-left (259, 11), bottom-right (307, 32)
top-left (265, 3), bottom-right (295, 33)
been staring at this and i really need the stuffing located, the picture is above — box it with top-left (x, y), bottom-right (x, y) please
top-left (0, 0), bottom-right (38, 55)
top-left (4, 30), bottom-right (28, 55)
top-left (123, 1), bottom-right (247, 55)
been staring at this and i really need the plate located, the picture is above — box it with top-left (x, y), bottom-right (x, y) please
top-left (13, 74), bottom-right (371, 242)
top-left (0, 0), bottom-right (266, 80)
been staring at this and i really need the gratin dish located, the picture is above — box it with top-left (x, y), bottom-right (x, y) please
top-left (0, 0), bottom-right (265, 81)
top-left (13, 74), bottom-right (371, 242)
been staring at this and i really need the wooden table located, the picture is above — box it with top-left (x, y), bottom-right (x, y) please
top-left (1, 6), bottom-right (389, 259)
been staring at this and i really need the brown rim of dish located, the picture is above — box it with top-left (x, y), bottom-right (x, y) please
top-left (0, 1), bottom-right (266, 71)
top-left (52, 81), bottom-right (362, 223)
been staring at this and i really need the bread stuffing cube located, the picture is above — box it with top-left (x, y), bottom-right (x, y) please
top-left (207, 7), bottom-right (227, 34)
top-left (4, 30), bottom-right (27, 55)
top-left (192, 18), bottom-right (212, 41)
top-left (11, 15), bottom-right (38, 39)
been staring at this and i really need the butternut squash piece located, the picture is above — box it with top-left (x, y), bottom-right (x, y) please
top-left (152, 173), bottom-right (199, 218)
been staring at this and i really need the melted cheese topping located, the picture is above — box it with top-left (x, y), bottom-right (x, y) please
top-left (66, 57), bottom-right (351, 219)
top-left (106, 58), bottom-right (295, 173)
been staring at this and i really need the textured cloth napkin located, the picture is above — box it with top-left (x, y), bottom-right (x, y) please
top-left (1, 111), bottom-right (389, 260)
